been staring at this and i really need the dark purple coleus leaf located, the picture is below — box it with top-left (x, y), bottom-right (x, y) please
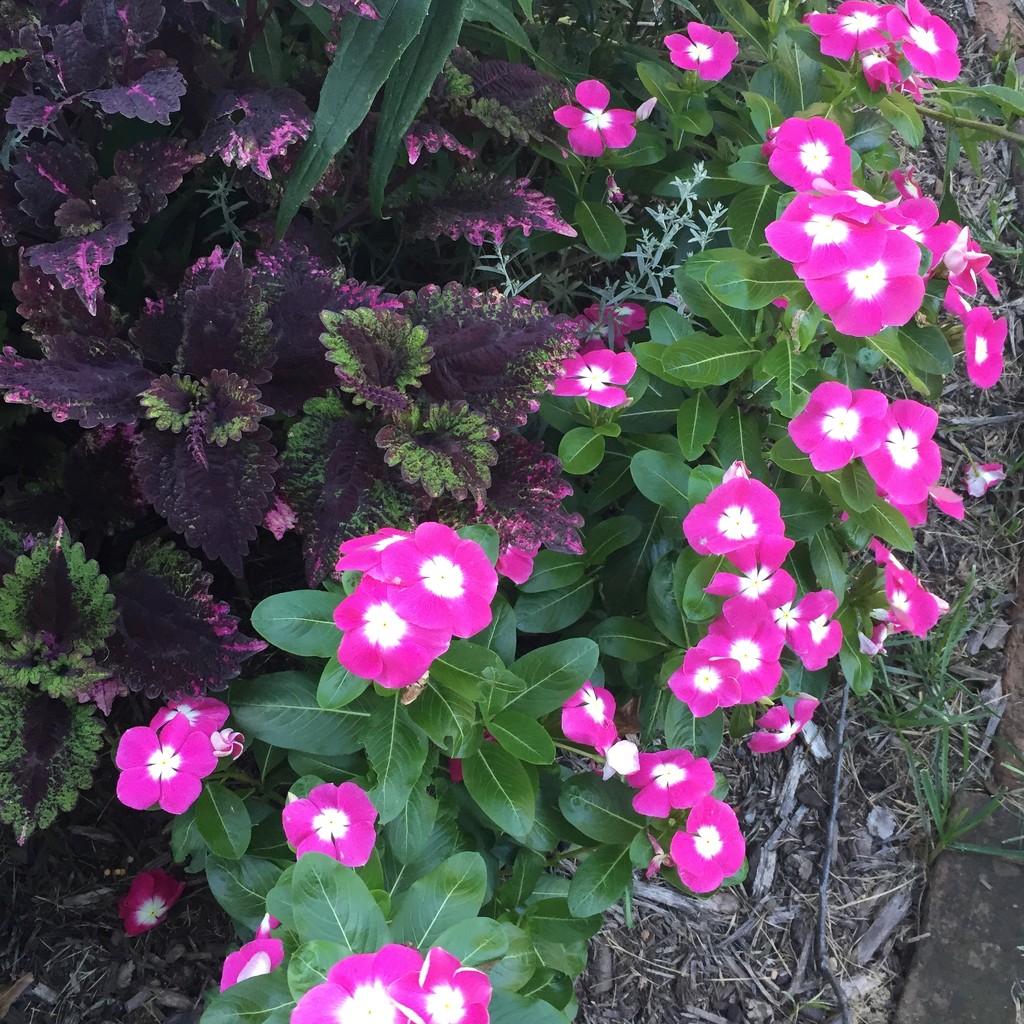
top-left (404, 121), bottom-right (476, 165)
top-left (0, 334), bottom-right (150, 426)
top-left (26, 221), bottom-right (131, 314)
top-left (405, 172), bottom-right (576, 247)
top-left (51, 21), bottom-right (108, 92)
top-left (113, 138), bottom-right (204, 222)
top-left (0, 692), bottom-right (103, 843)
top-left (398, 282), bottom-right (580, 430)
top-left (86, 67), bottom-right (187, 124)
top-left (132, 425), bottom-right (277, 574)
top-left (81, 0), bottom-right (165, 49)
top-left (200, 88), bottom-right (312, 179)
top-left (105, 541), bottom-right (266, 699)
top-left (52, 176), bottom-right (142, 234)
top-left (5, 95), bottom-right (69, 131)
top-left (13, 141), bottom-right (96, 228)
top-left (13, 261), bottom-right (121, 340)
top-left (62, 425), bottom-right (147, 536)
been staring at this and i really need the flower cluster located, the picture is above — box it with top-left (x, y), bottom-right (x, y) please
top-left (292, 944), bottom-right (492, 1024)
top-left (334, 523), bottom-right (498, 688)
top-left (118, 868), bottom-right (184, 936)
top-left (115, 697), bottom-right (242, 814)
top-left (553, 80), bottom-right (637, 158)
top-left (806, 0), bottom-right (960, 99)
top-left (282, 782), bottom-right (379, 866)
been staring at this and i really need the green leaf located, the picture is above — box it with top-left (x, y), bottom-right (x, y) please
top-left (195, 782), bottom-right (251, 860)
top-left (662, 334), bottom-right (756, 386)
top-left (520, 896), bottom-right (602, 944)
top-left (469, 593), bottom-right (516, 663)
top-left (360, 695), bottom-right (429, 824)
top-left (384, 781), bottom-right (439, 864)
top-left (709, 0), bottom-right (770, 58)
top-left (431, 640), bottom-right (502, 696)
top-left (466, 0), bottom-right (532, 47)
top-left (518, 551), bottom-right (585, 594)
top-left (646, 554), bottom-right (687, 647)
top-left (717, 406), bottom-right (765, 477)
top-left (567, 845), bottom-right (632, 916)
top-left (758, 342), bottom-right (816, 419)
top-left (879, 92), bottom-right (924, 146)
top-left (768, 435), bottom-right (815, 476)
top-left (434, 917), bottom-right (510, 966)
top-left (288, 940), bottom-right (346, 1002)
top-left (778, 489), bottom-right (833, 541)
top-left (591, 617), bottom-right (668, 662)
top-left (317, 660), bottom-right (370, 709)
top-left (391, 851), bottom-right (488, 947)
top-left (250, 590), bottom-right (339, 657)
top-left (559, 774), bottom-right (644, 844)
top-left (456, 524), bottom-right (500, 564)
top-left (462, 743), bottom-right (537, 836)
top-left (664, 702), bottom-right (724, 760)
top-left (488, 990), bottom-right (570, 1024)
top-left (277, 0), bottom-right (431, 233)
top-left (515, 578), bottom-right (594, 634)
top-left (629, 449), bottom-right (691, 517)
top-left (368, 0), bottom-right (468, 212)
top-left (727, 185), bottom-right (778, 253)
top-left (496, 639), bottom-right (600, 717)
top-left (229, 673), bottom-right (370, 755)
top-left (584, 515), bottom-right (641, 565)
top-left (201, 971), bottom-right (294, 1024)
top-left (706, 255), bottom-right (798, 310)
top-left (406, 683), bottom-right (479, 757)
top-left (809, 530), bottom-right (847, 596)
top-left (487, 710), bottom-right (556, 765)
top-left (676, 392), bottom-right (718, 461)
top-left (206, 856), bottom-right (282, 930)
top-left (291, 852), bottom-right (389, 952)
top-left (574, 200), bottom-right (626, 260)
top-left (847, 499), bottom-right (915, 551)
top-left (558, 427), bottom-right (605, 475)
top-left (487, 925), bottom-right (539, 992)
top-left (837, 461), bottom-right (876, 514)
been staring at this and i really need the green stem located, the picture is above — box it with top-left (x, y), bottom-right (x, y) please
top-left (917, 106), bottom-right (1024, 147)
top-left (555, 740), bottom-right (605, 762)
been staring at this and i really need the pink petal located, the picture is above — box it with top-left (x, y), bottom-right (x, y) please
top-left (575, 79), bottom-right (610, 110)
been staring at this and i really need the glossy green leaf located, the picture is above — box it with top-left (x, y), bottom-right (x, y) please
top-left (201, 971), bottom-right (294, 1024)
top-left (591, 617), bottom-right (668, 662)
top-left (317, 660), bottom-right (370, 710)
top-left (664, 702), bottom-right (724, 760)
top-left (406, 683), bottom-right (479, 757)
top-left (391, 851), bottom-right (488, 946)
top-left (847, 498), bottom-right (915, 551)
top-left (250, 590), bottom-right (339, 657)
top-left (515, 578), bottom-right (594, 633)
top-left (360, 695), bottom-right (429, 824)
top-left (574, 200), bottom-right (626, 260)
top-left (487, 710), bottom-right (556, 764)
top-left (629, 449), bottom-right (691, 517)
top-left (291, 852), bottom-right (388, 951)
top-left (497, 639), bottom-right (600, 717)
top-left (567, 845), bottom-right (631, 916)
top-left (287, 941), bottom-right (346, 1002)
top-left (676, 392), bottom-right (718, 461)
top-left (463, 743), bottom-right (537, 836)
top-left (518, 551), bottom-right (585, 594)
top-left (662, 334), bottom-right (756, 386)
top-left (195, 782), bottom-right (251, 860)
top-left (558, 426), bottom-right (605, 475)
top-left (778, 489), bottom-right (833, 541)
top-left (434, 917), bottom-right (511, 966)
top-left (559, 774), bottom-right (644, 844)
top-left (584, 515), bottom-right (642, 565)
top-left (206, 855), bottom-right (283, 930)
top-left (706, 255), bottom-right (798, 309)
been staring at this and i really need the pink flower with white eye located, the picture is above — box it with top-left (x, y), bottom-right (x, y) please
top-left (627, 749), bottom-right (716, 817)
top-left (219, 938), bottom-right (285, 991)
top-left (579, 301), bottom-right (647, 353)
top-left (671, 797), bottom-right (746, 893)
top-left (963, 306), bottom-right (1007, 390)
top-left (552, 349), bottom-right (637, 408)
top-left (602, 739), bottom-right (640, 780)
top-left (862, 399), bottom-right (941, 505)
top-left (210, 728), bottom-right (245, 760)
top-left (683, 473), bottom-right (787, 557)
top-left (706, 534), bottom-right (797, 608)
top-left (496, 541), bottom-right (539, 584)
top-left (885, 561), bottom-right (945, 637)
top-left (150, 697), bottom-right (229, 736)
top-left (805, 229), bottom-right (926, 337)
top-left (334, 577), bottom-right (451, 688)
top-left (774, 590), bottom-right (843, 671)
top-left (668, 642), bottom-right (743, 717)
top-left (335, 527), bottom-right (412, 576)
top-left (118, 868), bottom-right (184, 936)
top-left (292, 944), bottom-right (424, 1024)
top-left (282, 781), bottom-right (378, 866)
top-left (887, 0), bottom-right (960, 81)
top-left (377, 523), bottom-right (498, 638)
top-left (859, 622), bottom-right (889, 656)
top-left (703, 598), bottom-right (786, 702)
top-left (788, 382), bottom-right (889, 472)
top-left (389, 946), bottom-right (492, 1024)
top-left (765, 117), bottom-right (853, 192)
top-left (553, 80), bottom-right (637, 158)
top-left (664, 23), bottom-right (739, 81)
top-left (115, 715), bottom-right (217, 814)
top-left (860, 44), bottom-right (903, 92)
top-left (964, 462), bottom-right (1005, 497)
top-left (562, 683), bottom-right (619, 753)
top-left (748, 696), bottom-right (819, 754)
top-left (806, 1), bottom-right (892, 59)
top-left (255, 913), bottom-right (280, 939)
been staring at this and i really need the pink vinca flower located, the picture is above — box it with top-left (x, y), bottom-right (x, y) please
top-left (390, 947), bottom-right (492, 1024)
top-left (119, 868), bottom-right (184, 936)
top-left (887, 0), bottom-right (960, 81)
top-left (553, 80), bottom-right (636, 158)
top-left (806, 1), bottom-right (892, 59)
top-left (683, 471), bottom-right (787, 557)
top-left (706, 534), bottom-right (796, 608)
top-left (885, 561), bottom-right (946, 637)
top-left (964, 462), bottom-right (1005, 497)
top-left (335, 527), bottom-right (411, 576)
top-left (292, 945), bottom-right (424, 1024)
top-left (773, 590), bottom-right (843, 671)
top-left (668, 643), bottom-right (743, 717)
top-left (860, 44), bottom-right (904, 93)
top-left (562, 683), bottom-right (619, 753)
top-left (764, 117), bottom-right (853, 192)
top-left (220, 938), bottom-right (285, 991)
top-left (335, 577), bottom-right (451, 688)
top-left (748, 696), bottom-right (820, 754)
top-left (578, 301), bottom-right (647, 353)
top-left (671, 797), bottom-right (746, 893)
top-left (115, 715), bottom-right (217, 814)
top-left (602, 738), bottom-right (640, 780)
top-left (282, 781), bottom-right (379, 866)
top-left (627, 749), bottom-right (716, 817)
top-left (703, 598), bottom-right (786, 702)
top-left (788, 382), bottom-right (889, 471)
top-left (664, 23), bottom-right (739, 81)
top-left (495, 541), bottom-right (539, 584)
top-left (210, 728), bottom-right (245, 759)
top-left (940, 226), bottom-right (999, 299)
top-left (150, 697), bottom-right (229, 736)
top-left (256, 913), bottom-right (280, 939)
top-left (552, 349), bottom-right (637, 408)
top-left (963, 306), bottom-right (1007, 389)
top-left (859, 622), bottom-right (889, 657)
top-left (378, 522), bottom-right (498, 637)
top-left (862, 398), bottom-right (941, 505)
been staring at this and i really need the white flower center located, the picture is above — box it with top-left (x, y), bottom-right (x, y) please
top-left (717, 505), bottom-right (757, 542)
top-left (808, 615), bottom-right (830, 646)
top-left (581, 686), bottom-right (607, 723)
top-left (578, 366), bottom-right (611, 390)
top-left (729, 638), bottom-right (762, 674)
top-left (134, 896), bottom-right (167, 926)
top-left (822, 405), bottom-right (860, 441)
top-left (147, 745), bottom-right (181, 782)
top-left (237, 952), bottom-right (274, 983)
top-left (841, 10), bottom-right (879, 32)
top-left (885, 427), bottom-right (920, 470)
top-left (693, 667), bottom-right (722, 693)
top-left (908, 25), bottom-right (939, 53)
top-left (693, 825), bottom-right (724, 860)
top-left (846, 261), bottom-right (888, 300)
top-left (738, 566), bottom-right (772, 598)
top-left (175, 704), bottom-right (199, 725)
top-left (773, 602), bottom-right (796, 629)
top-left (425, 984), bottom-right (467, 1024)
top-left (337, 982), bottom-right (400, 1024)
top-left (652, 762), bottom-right (688, 788)
top-left (688, 41), bottom-right (714, 62)
top-left (804, 214), bottom-right (850, 247)
top-left (373, 535), bottom-right (405, 552)
top-left (420, 555), bottom-right (465, 599)
top-left (362, 601), bottom-right (408, 649)
top-left (974, 333), bottom-right (989, 366)
top-left (890, 589), bottom-right (910, 613)
top-left (582, 108), bottom-right (612, 131)
top-left (799, 140), bottom-right (832, 175)
top-left (312, 806), bottom-right (350, 842)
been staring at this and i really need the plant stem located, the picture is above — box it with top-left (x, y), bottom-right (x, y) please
top-left (555, 740), bottom-right (604, 762)
top-left (917, 106), bottom-right (1024, 147)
